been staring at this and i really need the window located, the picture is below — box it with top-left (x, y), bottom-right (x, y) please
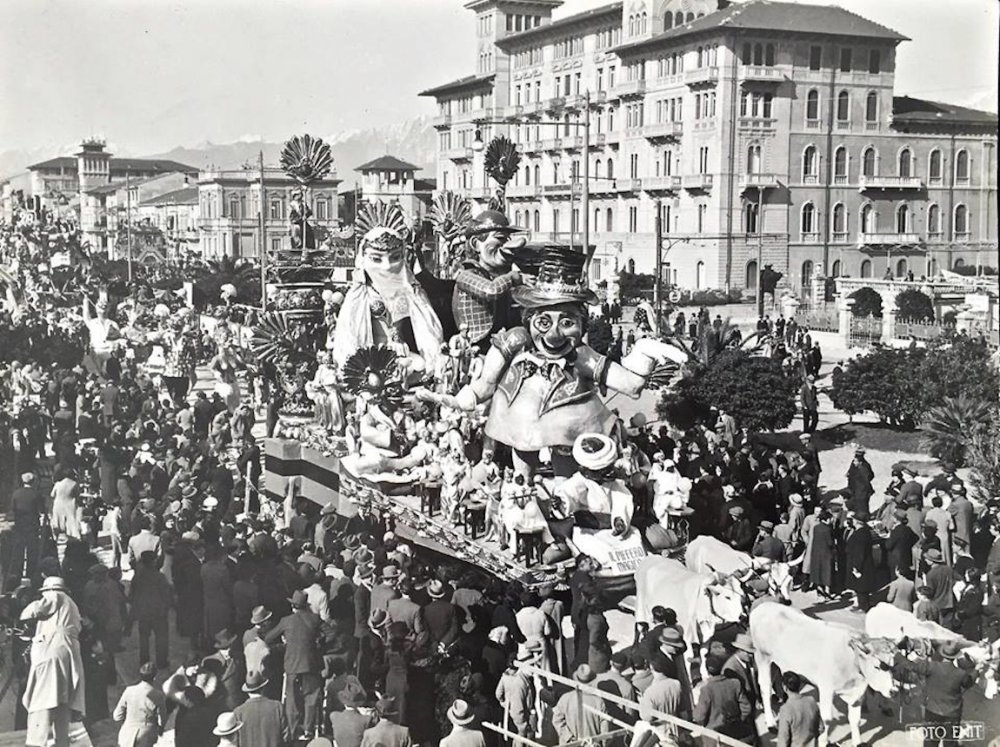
top-left (765, 44), bottom-right (775, 66)
top-left (629, 154), bottom-right (639, 178)
top-left (552, 209), bottom-right (560, 234)
top-left (801, 202), bottom-right (816, 236)
top-left (697, 204), bottom-right (707, 233)
top-left (868, 49), bottom-right (881, 74)
top-left (628, 258), bottom-right (635, 274)
top-left (927, 204), bottom-right (941, 236)
top-left (954, 204), bottom-right (969, 238)
top-left (698, 146), bottom-right (709, 174)
top-left (269, 199), bottom-right (282, 220)
top-left (955, 150), bottom-right (970, 182)
top-left (572, 208), bottom-right (580, 232)
top-left (832, 203), bottom-right (847, 238)
top-left (896, 204), bottom-right (909, 233)
top-left (533, 210), bottom-right (540, 231)
top-left (863, 94), bottom-right (878, 128)
top-left (802, 146), bottom-right (818, 180)
top-left (806, 90), bottom-right (820, 122)
top-left (606, 207), bottom-right (614, 232)
top-left (747, 144), bottom-right (761, 174)
top-left (744, 202), bottom-right (759, 234)
top-left (674, 11), bottom-right (683, 27)
top-left (929, 149), bottom-right (942, 182)
top-left (831, 259), bottom-right (841, 277)
top-left (661, 203), bottom-right (672, 233)
top-left (802, 260), bottom-right (814, 286)
top-left (741, 43), bottom-right (751, 65)
top-left (663, 150), bottom-right (673, 175)
top-left (664, 12), bottom-right (673, 29)
top-left (696, 261), bottom-right (705, 289)
top-left (685, 12), bottom-right (694, 22)
top-left (534, 164), bottom-right (540, 184)
top-left (836, 91), bottom-right (849, 122)
top-left (839, 47), bottom-right (852, 72)
top-left (315, 199), bottom-right (328, 221)
top-left (809, 45), bottom-right (822, 70)
top-left (593, 208), bottom-right (601, 232)
top-left (697, 47), bottom-right (704, 68)
top-left (229, 196), bottom-right (241, 219)
top-left (834, 147), bottom-right (848, 182)
top-left (860, 259), bottom-right (872, 278)
top-left (753, 43), bottom-right (763, 66)
top-left (746, 260), bottom-right (758, 290)
top-left (607, 159), bottom-right (614, 179)
top-left (628, 206), bottom-right (638, 232)
top-left (862, 147), bottom-right (877, 177)
top-left (861, 203), bottom-right (877, 233)
top-left (898, 148), bottom-right (912, 178)
top-left (896, 258), bottom-right (907, 278)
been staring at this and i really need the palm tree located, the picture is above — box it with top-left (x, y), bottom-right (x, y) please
top-left (665, 317), bottom-right (764, 372)
top-left (922, 396), bottom-right (994, 467)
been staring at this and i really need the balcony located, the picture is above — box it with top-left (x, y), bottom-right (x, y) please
top-left (592, 133), bottom-right (607, 148)
top-left (545, 97), bottom-right (566, 113)
top-left (588, 180), bottom-right (616, 195)
top-left (611, 79), bottom-right (646, 100)
top-left (616, 179), bottom-right (642, 193)
top-left (542, 183), bottom-right (582, 196)
top-left (470, 107), bottom-right (494, 122)
top-left (644, 122), bottom-right (684, 141)
top-left (444, 147), bottom-right (474, 162)
top-left (432, 113), bottom-right (452, 129)
top-left (642, 175), bottom-right (682, 192)
top-left (683, 173), bottom-right (714, 191)
top-left (685, 67), bottom-right (719, 87)
top-left (504, 105), bottom-right (524, 120)
top-left (859, 176), bottom-right (924, 191)
top-left (522, 100), bottom-right (544, 117)
top-left (858, 232), bottom-right (922, 247)
top-left (506, 184), bottom-right (541, 198)
top-left (739, 66), bottom-right (783, 85)
top-left (592, 90), bottom-right (608, 105)
top-left (563, 135), bottom-right (584, 151)
top-left (542, 138), bottom-right (562, 152)
top-left (800, 232), bottom-right (822, 245)
top-left (467, 186), bottom-right (493, 200)
top-left (739, 173), bottom-right (781, 190)
top-left (738, 117), bottom-right (777, 132)
top-left (564, 94), bottom-right (586, 110)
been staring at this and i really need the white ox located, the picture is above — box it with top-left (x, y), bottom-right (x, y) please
top-left (750, 601), bottom-right (897, 747)
top-left (865, 602), bottom-right (998, 673)
top-left (635, 555), bottom-right (744, 679)
top-left (685, 535), bottom-right (796, 602)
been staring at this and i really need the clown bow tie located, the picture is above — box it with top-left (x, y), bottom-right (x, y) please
top-left (511, 351), bottom-right (569, 377)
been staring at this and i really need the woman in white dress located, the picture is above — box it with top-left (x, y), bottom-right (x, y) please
top-left (50, 467), bottom-right (81, 540)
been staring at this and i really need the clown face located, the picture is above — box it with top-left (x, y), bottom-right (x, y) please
top-left (527, 303), bottom-right (585, 360)
top-left (472, 230), bottom-right (516, 274)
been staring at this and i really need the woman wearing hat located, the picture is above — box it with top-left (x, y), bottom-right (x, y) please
top-left (419, 245), bottom-right (687, 475)
top-left (19, 577), bottom-right (86, 747)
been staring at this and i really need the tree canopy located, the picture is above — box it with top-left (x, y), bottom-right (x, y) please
top-left (849, 287), bottom-right (883, 318)
top-left (895, 288), bottom-right (934, 322)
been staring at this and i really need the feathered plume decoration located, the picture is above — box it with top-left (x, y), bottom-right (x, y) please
top-left (483, 135), bottom-right (521, 211)
top-left (340, 346), bottom-right (404, 405)
top-left (430, 191), bottom-right (473, 270)
top-left (280, 134), bottom-right (334, 186)
top-left (355, 201), bottom-right (409, 238)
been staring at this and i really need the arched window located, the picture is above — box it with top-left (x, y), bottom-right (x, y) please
top-left (628, 258), bottom-right (636, 273)
top-left (954, 204), bottom-right (969, 238)
top-left (831, 259), bottom-right (842, 278)
top-left (836, 90), bottom-right (850, 122)
top-left (928, 258), bottom-right (938, 276)
top-left (746, 259), bottom-right (758, 290)
top-left (685, 12), bottom-right (695, 22)
top-left (674, 11), bottom-right (684, 27)
top-left (832, 203), bottom-right (847, 237)
top-left (860, 259), bottom-right (872, 278)
top-left (747, 144), bottom-right (761, 174)
top-left (806, 90), bottom-right (820, 121)
top-left (533, 164), bottom-right (540, 185)
top-left (628, 14), bottom-right (634, 35)
top-left (753, 43), bottom-right (763, 66)
top-left (953, 258), bottom-right (966, 269)
top-left (697, 46), bottom-right (704, 67)
top-left (696, 261), bottom-right (705, 289)
top-left (802, 260), bottom-right (814, 286)
top-left (898, 148), bottom-right (912, 178)
top-left (533, 209), bottom-right (540, 231)
top-left (744, 202), bottom-right (759, 234)
top-left (834, 146), bottom-right (848, 180)
top-left (896, 203), bottom-right (910, 233)
top-left (896, 258), bottom-right (907, 278)
top-left (641, 11), bottom-right (647, 32)
top-left (802, 145), bottom-right (818, 180)
top-left (607, 159), bottom-right (614, 179)
top-left (927, 204), bottom-right (940, 236)
top-left (861, 203), bottom-right (877, 234)
top-left (606, 207), bottom-right (614, 232)
top-left (524, 165), bottom-right (531, 185)
top-left (929, 149), bottom-right (942, 182)
top-left (741, 43), bottom-right (751, 65)
top-left (765, 43), bottom-right (775, 66)
top-left (862, 147), bottom-right (877, 177)
top-left (955, 150), bottom-right (970, 181)
top-left (664, 12), bottom-right (673, 29)
top-left (801, 202), bottom-right (816, 236)
top-left (594, 160), bottom-right (602, 180)
top-left (593, 208), bottom-right (601, 232)
top-left (865, 92), bottom-right (878, 123)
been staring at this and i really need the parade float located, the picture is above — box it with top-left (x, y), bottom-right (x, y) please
top-left (259, 134), bottom-right (687, 590)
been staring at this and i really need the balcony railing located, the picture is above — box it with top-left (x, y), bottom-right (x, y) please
top-left (506, 184), bottom-right (541, 198)
top-left (564, 135), bottom-right (584, 150)
top-left (685, 67), bottom-right (719, 86)
top-left (615, 178), bottom-right (642, 192)
top-left (564, 94), bottom-right (586, 110)
top-left (445, 147), bottom-right (474, 162)
top-left (542, 183), bottom-right (582, 196)
top-left (611, 79), bottom-right (646, 99)
top-left (858, 232), bottom-right (922, 246)
top-left (739, 66), bottom-right (783, 84)
top-left (545, 97), bottom-right (566, 112)
top-left (738, 117), bottom-right (777, 131)
top-left (542, 138), bottom-right (562, 152)
top-left (522, 100), bottom-right (544, 117)
top-left (504, 105), bottom-right (524, 120)
top-left (800, 232), bottom-right (822, 244)
top-left (642, 175), bottom-right (682, 192)
top-left (467, 187), bottom-right (493, 200)
top-left (859, 175), bottom-right (924, 191)
top-left (432, 113), bottom-right (452, 129)
top-left (683, 173), bottom-right (714, 190)
top-left (739, 173), bottom-right (781, 190)
top-left (644, 122), bottom-right (684, 141)
top-left (470, 107), bottom-right (494, 121)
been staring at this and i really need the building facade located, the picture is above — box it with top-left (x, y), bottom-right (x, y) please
top-left (356, 155), bottom-right (435, 222)
top-left (197, 168), bottom-right (341, 260)
top-left (421, 0), bottom-right (998, 294)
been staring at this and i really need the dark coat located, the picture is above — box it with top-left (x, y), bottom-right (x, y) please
top-left (847, 459), bottom-right (875, 508)
top-left (808, 522), bottom-right (835, 588)
top-left (423, 598), bottom-right (460, 648)
top-left (130, 564), bottom-right (172, 622)
top-left (201, 557), bottom-right (234, 640)
top-left (886, 523), bottom-right (918, 574)
top-left (844, 524), bottom-right (878, 593)
top-left (172, 545), bottom-right (204, 638)
top-left (265, 608), bottom-right (322, 674)
top-left (331, 708), bottom-right (374, 747)
top-left (233, 695), bottom-right (287, 747)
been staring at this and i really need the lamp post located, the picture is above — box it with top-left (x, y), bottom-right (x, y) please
top-left (472, 91), bottom-right (591, 263)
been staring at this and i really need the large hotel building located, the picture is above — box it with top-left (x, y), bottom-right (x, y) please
top-left (420, 0), bottom-right (998, 295)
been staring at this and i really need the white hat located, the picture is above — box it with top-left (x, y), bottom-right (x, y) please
top-left (572, 433), bottom-right (618, 472)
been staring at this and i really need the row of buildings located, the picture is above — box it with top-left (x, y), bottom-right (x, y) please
top-left (419, 0), bottom-right (998, 294)
top-left (2, 141), bottom-right (436, 262)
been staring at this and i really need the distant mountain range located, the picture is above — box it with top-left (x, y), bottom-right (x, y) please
top-left (0, 116), bottom-right (437, 184)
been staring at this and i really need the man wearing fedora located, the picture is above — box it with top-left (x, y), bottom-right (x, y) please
top-left (265, 588), bottom-right (322, 738)
top-left (212, 712), bottom-right (243, 747)
top-left (371, 564), bottom-right (402, 617)
top-left (552, 664), bottom-right (610, 743)
top-left (331, 681), bottom-right (374, 747)
top-left (423, 578), bottom-right (460, 650)
top-left (112, 662), bottom-right (165, 747)
top-left (130, 550), bottom-right (171, 670)
top-left (893, 641), bottom-right (976, 745)
top-left (361, 696), bottom-right (412, 747)
top-left (233, 671), bottom-right (288, 747)
top-left (440, 698), bottom-right (486, 747)
top-left (9, 471), bottom-right (43, 580)
top-left (203, 628), bottom-right (246, 711)
top-left (924, 549), bottom-right (957, 629)
top-left (495, 645), bottom-right (536, 737)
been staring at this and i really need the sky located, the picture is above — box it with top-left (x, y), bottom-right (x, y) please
top-left (0, 0), bottom-right (996, 157)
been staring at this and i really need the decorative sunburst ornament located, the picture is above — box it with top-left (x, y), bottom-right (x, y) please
top-left (355, 201), bottom-right (409, 238)
top-left (340, 346), bottom-right (404, 405)
top-left (483, 135), bottom-right (521, 211)
top-left (430, 191), bottom-right (472, 270)
top-left (280, 134), bottom-right (333, 186)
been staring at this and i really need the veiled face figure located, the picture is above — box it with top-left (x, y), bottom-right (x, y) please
top-left (361, 229), bottom-right (407, 276)
top-left (526, 303), bottom-right (586, 360)
top-left (473, 229), bottom-right (515, 273)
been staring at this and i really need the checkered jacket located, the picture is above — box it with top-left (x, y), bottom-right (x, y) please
top-left (452, 262), bottom-right (517, 343)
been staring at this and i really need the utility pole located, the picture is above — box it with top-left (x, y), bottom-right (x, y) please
top-left (755, 186), bottom-right (764, 317)
top-left (259, 150), bottom-right (267, 310)
top-left (125, 169), bottom-right (133, 282)
top-left (582, 91), bottom-right (590, 270)
top-left (654, 198), bottom-right (663, 327)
